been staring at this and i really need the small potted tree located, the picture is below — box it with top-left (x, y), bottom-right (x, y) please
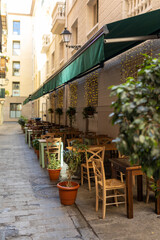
top-left (47, 153), bottom-right (61, 181)
top-left (109, 55), bottom-right (160, 195)
top-left (66, 107), bottom-right (76, 128)
top-left (82, 106), bottom-right (96, 133)
top-left (57, 149), bottom-right (81, 205)
top-left (48, 108), bottom-right (54, 123)
top-left (32, 139), bottom-right (39, 159)
top-left (55, 108), bottom-right (63, 125)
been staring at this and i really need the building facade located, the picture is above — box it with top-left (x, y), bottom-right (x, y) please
top-left (2, 7), bottom-right (33, 121)
top-left (24, 0), bottom-right (160, 137)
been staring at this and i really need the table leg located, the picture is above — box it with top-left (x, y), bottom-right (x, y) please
top-left (29, 132), bottom-right (31, 148)
top-left (137, 175), bottom-right (143, 201)
top-left (25, 129), bottom-right (27, 143)
top-left (155, 180), bottom-right (160, 214)
top-left (39, 143), bottom-right (42, 166)
top-left (126, 170), bottom-right (133, 219)
top-left (41, 144), bottom-right (45, 168)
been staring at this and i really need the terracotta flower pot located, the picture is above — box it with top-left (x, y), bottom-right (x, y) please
top-left (35, 149), bottom-right (39, 159)
top-left (47, 168), bottom-right (61, 181)
top-left (57, 181), bottom-right (79, 205)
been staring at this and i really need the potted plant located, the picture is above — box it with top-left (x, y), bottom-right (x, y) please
top-left (47, 153), bottom-right (61, 181)
top-left (57, 148), bottom-right (82, 205)
top-left (55, 107), bottom-right (63, 125)
top-left (82, 106), bottom-right (96, 133)
top-left (18, 116), bottom-right (27, 133)
top-left (32, 139), bottom-right (39, 159)
top-left (66, 107), bottom-right (76, 128)
top-left (109, 55), bottom-right (160, 193)
top-left (48, 108), bottom-right (54, 123)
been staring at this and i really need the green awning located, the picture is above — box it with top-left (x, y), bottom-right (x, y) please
top-left (23, 9), bottom-right (160, 105)
top-left (23, 96), bottom-right (30, 105)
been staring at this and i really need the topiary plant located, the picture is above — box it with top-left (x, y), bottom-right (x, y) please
top-left (55, 108), bottom-right (63, 125)
top-left (66, 107), bottom-right (76, 128)
top-left (109, 54), bottom-right (160, 189)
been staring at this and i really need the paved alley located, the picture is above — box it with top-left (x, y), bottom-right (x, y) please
top-left (0, 122), bottom-right (98, 240)
top-left (0, 122), bottom-right (160, 240)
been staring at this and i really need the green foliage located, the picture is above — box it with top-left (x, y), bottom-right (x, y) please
top-left (82, 106), bottom-right (96, 119)
top-left (109, 55), bottom-right (160, 184)
top-left (63, 143), bottom-right (87, 187)
top-left (18, 116), bottom-right (27, 127)
top-left (66, 107), bottom-right (76, 127)
top-left (48, 108), bottom-right (54, 113)
top-left (55, 108), bottom-right (63, 115)
top-left (47, 153), bottom-right (61, 170)
top-left (66, 107), bottom-right (76, 117)
top-left (32, 139), bottom-right (39, 150)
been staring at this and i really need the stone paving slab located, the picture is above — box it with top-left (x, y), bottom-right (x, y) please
top-left (0, 122), bottom-right (160, 240)
top-left (0, 123), bottom-right (98, 240)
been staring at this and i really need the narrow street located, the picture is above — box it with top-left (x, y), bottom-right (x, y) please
top-left (0, 122), bottom-right (98, 240)
top-left (0, 123), bottom-right (160, 240)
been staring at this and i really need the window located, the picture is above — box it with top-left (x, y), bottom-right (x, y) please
top-left (13, 41), bottom-right (20, 56)
top-left (10, 103), bottom-right (22, 118)
top-left (93, 0), bottom-right (98, 26)
top-left (59, 42), bottom-right (64, 63)
top-left (46, 60), bottom-right (49, 76)
top-left (13, 61), bottom-right (20, 76)
top-left (13, 21), bottom-right (20, 35)
top-left (51, 52), bottom-right (55, 70)
top-left (72, 19), bottom-right (78, 45)
top-left (12, 82), bottom-right (20, 96)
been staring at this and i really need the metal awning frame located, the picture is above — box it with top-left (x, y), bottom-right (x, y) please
top-left (104, 33), bottom-right (160, 44)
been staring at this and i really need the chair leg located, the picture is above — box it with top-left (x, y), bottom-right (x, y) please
top-left (87, 168), bottom-right (91, 191)
top-left (81, 165), bottom-right (83, 186)
top-left (102, 190), bottom-right (106, 219)
top-left (95, 187), bottom-right (99, 212)
top-left (114, 190), bottom-right (118, 207)
top-left (146, 188), bottom-right (149, 203)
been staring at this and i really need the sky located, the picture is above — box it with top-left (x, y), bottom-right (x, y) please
top-left (7, 0), bottom-right (33, 14)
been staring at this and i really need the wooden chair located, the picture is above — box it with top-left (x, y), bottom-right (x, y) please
top-left (96, 136), bottom-right (112, 145)
top-left (67, 138), bottom-right (83, 147)
top-left (81, 146), bottom-right (105, 191)
top-left (146, 176), bottom-right (155, 203)
top-left (92, 159), bottom-right (126, 219)
top-left (46, 137), bottom-right (61, 165)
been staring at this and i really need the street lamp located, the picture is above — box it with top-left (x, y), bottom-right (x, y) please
top-left (61, 27), bottom-right (81, 50)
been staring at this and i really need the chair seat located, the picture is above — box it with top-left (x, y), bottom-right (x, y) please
top-left (98, 178), bottom-right (125, 189)
top-left (81, 162), bottom-right (94, 168)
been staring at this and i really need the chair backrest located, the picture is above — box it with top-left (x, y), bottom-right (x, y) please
top-left (92, 158), bottom-right (106, 188)
top-left (67, 138), bottom-right (83, 147)
top-left (85, 146), bottom-right (105, 167)
top-left (46, 137), bottom-right (61, 161)
top-left (96, 136), bottom-right (112, 145)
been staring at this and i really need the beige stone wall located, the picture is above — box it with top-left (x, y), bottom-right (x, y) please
top-left (6, 14), bottom-right (33, 97)
top-left (3, 96), bottom-right (32, 122)
top-left (4, 13), bottom-right (33, 121)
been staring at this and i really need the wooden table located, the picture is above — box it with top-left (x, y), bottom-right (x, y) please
top-left (67, 143), bottom-right (117, 152)
top-left (38, 139), bottom-right (63, 168)
top-left (109, 158), bottom-right (160, 219)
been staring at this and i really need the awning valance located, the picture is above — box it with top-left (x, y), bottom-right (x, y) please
top-left (23, 9), bottom-right (160, 105)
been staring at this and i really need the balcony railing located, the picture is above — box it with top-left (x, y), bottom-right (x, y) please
top-left (41, 34), bottom-right (50, 53)
top-left (51, 2), bottom-right (65, 34)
